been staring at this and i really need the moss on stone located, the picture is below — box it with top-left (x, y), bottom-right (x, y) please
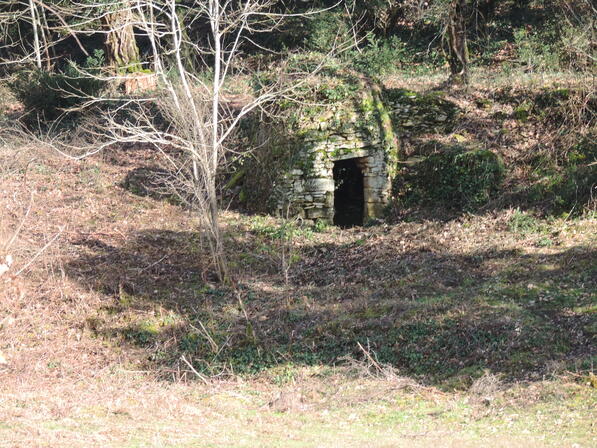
top-left (382, 88), bottom-right (460, 136)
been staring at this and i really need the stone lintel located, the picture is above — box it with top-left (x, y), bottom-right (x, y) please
top-left (330, 150), bottom-right (370, 161)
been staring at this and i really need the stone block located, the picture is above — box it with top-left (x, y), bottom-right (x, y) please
top-left (307, 207), bottom-right (333, 219)
top-left (305, 178), bottom-right (335, 192)
top-left (363, 175), bottom-right (389, 190)
top-left (364, 202), bottom-right (386, 219)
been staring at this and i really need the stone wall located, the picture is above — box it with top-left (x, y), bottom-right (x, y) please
top-left (281, 132), bottom-right (391, 222)
top-left (384, 88), bottom-right (461, 136)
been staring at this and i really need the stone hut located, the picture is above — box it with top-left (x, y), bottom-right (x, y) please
top-left (275, 85), bottom-right (399, 227)
top-left (281, 127), bottom-right (394, 227)
top-left (239, 77), bottom-right (459, 227)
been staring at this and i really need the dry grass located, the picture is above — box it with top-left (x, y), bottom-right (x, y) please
top-left (1, 365), bottom-right (595, 447)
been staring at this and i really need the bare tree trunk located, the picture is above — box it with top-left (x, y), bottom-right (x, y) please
top-left (28, 0), bottom-right (42, 69)
top-left (209, 186), bottom-right (228, 283)
top-left (38, 6), bottom-right (52, 70)
top-left (446, 0), bottom-right (469, 84)
top-left (208, 0), bottom-right (228, 283)
top-left (103, 3), bottom-right (140, 72)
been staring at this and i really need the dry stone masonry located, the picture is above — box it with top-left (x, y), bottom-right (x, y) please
top-left (281, 130), bottom-right (392, 223)
top-left (243, 80), bottom-right (460, 226)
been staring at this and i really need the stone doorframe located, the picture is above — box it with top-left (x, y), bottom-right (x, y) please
top-left (284, 146), bottom-right (391, 224)
top-left (331, 150), bottom-right (391, 223)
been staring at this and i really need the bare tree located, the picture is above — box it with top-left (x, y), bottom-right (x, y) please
top-left (0, 0), bottom-right (90, 72)
top-left (2, 0), bottom-right (345, 282)
top-left (0, 0), bottom-right (43, 68)
top-left (51, 0), bottom-right (341, 282)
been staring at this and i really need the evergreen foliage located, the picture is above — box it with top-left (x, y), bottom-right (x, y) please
top-left (10, 50), bottom-right (106, 124)
top-left (395, 146), bottom-right (505, 210)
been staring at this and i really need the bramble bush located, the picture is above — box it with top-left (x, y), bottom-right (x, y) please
top-left (350, 34), bottom-right (412, 77)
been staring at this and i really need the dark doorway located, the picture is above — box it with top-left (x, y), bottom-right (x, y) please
top-left (333, 158), bottom-right (364, 227)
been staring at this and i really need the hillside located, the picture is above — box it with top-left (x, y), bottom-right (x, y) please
top-left (1, 0), bottom-right (596, 445)
top-left (1, 81), bottom-right (596, 446)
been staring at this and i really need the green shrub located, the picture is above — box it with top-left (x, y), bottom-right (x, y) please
top-left (11, 49), bottom-right (106, 124)
top-left (514, 26), bottom-right (561, 71)
top-left (557, 13), bottom-right (595, 70)
top-left (526, 136), bottom-right (596, 215)
top-left (317, 80), bottom-right (359, 102)
top-left (508, 209), bottom-right (540, 234)
top-left (286, 52), bottom-right (346, 79)
top-left (304, 11), bottom-right (351, 53)
top-left (350, 35), bottom-right (411, 76)
top-left (395, 146), bottom-right (505, 209)
top-left (530, 165), bottom-right (596, 216)
top-left (512, 17), bottom-right (593, 73)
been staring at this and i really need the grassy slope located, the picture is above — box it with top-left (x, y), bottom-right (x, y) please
top-left (0, 77), bottom-right (595, 446)
top-left (2, 372), bottom-right (595, 447)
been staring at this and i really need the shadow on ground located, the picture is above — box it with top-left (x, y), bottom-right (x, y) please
top-left (66, 224), bottom-right (596, 386)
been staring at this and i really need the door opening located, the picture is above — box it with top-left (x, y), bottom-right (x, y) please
top-left (333, 158), bottom-right (364, 227)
